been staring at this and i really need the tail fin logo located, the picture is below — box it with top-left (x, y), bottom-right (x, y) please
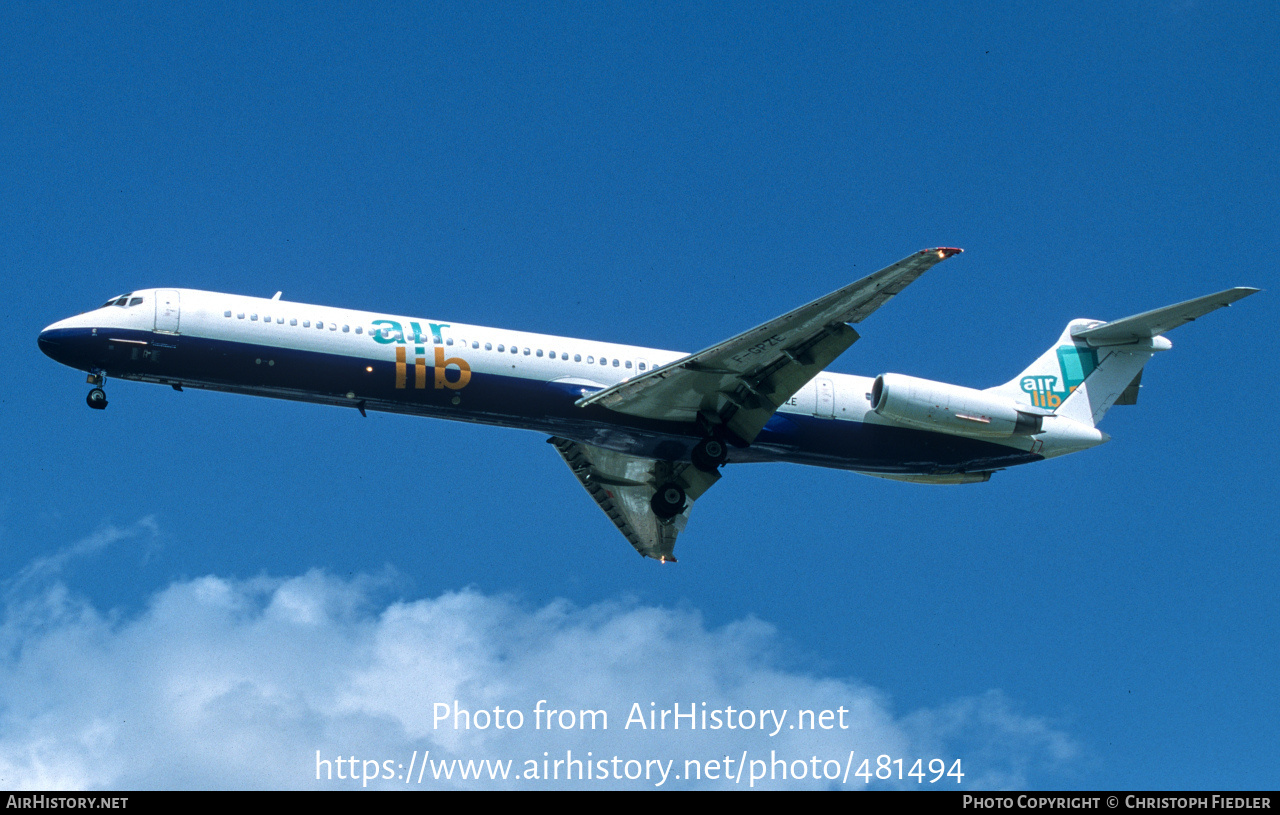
top-left (1020, 345), bottom-right (1098, 409)
top-left (1022, 374), bottom-right (1063, 408)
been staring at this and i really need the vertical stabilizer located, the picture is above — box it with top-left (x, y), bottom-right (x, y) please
top-left (1052, 336), bottom-right (1166, 426)
top-left (985, 321), bottom-right (1158, 427)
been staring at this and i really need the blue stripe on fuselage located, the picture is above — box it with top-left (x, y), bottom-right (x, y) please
top-left (39, 326), bottom-right (1042, 473)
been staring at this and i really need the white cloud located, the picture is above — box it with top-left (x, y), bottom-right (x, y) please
top-left (0, 526), bottom-right (1078, 790)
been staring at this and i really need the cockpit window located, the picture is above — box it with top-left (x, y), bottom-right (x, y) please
top-left (101, 293), bottom-right (142, 308)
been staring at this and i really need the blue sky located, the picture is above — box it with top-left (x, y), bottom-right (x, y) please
top-left (3, 2), bottom-right (1277, 790)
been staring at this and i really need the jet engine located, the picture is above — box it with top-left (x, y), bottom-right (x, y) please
top-left (870, 373), bottom-right (1044, 438)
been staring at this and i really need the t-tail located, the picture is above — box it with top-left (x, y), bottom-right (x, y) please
top-left (985, 288), bottom-right (1259, 428)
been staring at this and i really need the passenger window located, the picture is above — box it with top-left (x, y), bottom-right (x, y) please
top-left (625, 360), bottom-right (632, 369)
top-left (536, 349), bottom-right (543, 357)
top-left (303, 321), bottom-right (310, 327)
top-left (472, 341), bottom-right (479, 349)
top-left (446, 338), bottom-right (453, 346)
top-left (485, 343), bottom-right (492, 351)
top-left (238, 313), bottom-right (245, 319)
top-left (639, 362), bottom-right (647, 371)
top-left (277, 317), bottom-right (284, 324)
top-left (224, 310), bottom-right (232, 318)
top-left (342, 325), bottom-right (349, 332)
top-left (612, 359), bottom-right (619, 367)
top-left (355, 326), bottom-right (362, 334)
top-left (290, 318), bottom-right (297, 326)
top-left (587, 356), bottom-right (594, 363)
top-left (523, 348), bottom-right (530, 355)
top-left (574, 354), bottom-right (581, 362)
top-left (251, 314), bottom-right (258, 321)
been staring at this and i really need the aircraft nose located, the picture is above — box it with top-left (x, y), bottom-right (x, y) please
top-left (38, 318), bottom-right (83, 366)
top-left (37, 324), bottom-right (61, 357)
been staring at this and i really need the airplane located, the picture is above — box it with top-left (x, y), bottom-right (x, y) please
top-left (37, 248), bottom-right (1257, 562)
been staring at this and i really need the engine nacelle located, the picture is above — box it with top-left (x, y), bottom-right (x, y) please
top-left (870, 373), bottom-right (1044, 438)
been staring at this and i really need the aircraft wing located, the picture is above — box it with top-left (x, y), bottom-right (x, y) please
top-left (576, 248), bottom-right (962, 444)
top-left (549, 436), bottom-right (720, 562)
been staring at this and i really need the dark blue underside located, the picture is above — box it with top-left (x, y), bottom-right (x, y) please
top-left (38, 327), bottom-right (1043, 473)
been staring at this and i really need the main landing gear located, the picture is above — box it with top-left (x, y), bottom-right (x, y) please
top-left (691, 436), bottom-right (729, 473)
top-left (650, 482), bottom-right (687, 521)
top-left (649, 435), bottom-right (730, 521)
top-left (85, 372), bottom-right (107, 410)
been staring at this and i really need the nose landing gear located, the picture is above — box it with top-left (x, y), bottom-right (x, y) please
top-left (85, 372), bottom-right (107, 410)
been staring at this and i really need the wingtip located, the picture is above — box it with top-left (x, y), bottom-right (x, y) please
top-left (1217, 286), bottom-right (1262, 305)
top-left (922, 247), bottom-right (963, 259)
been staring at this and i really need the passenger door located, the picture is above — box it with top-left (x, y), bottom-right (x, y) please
top-left (154, 290), bottom-right (181, 334)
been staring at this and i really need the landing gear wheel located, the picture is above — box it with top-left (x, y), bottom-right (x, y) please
top-left (691, 436), bottom-right (729, 472)
top-left (86, 388), bottom-right (108, 410)
top-left (650, 482), bottom-right (686, 521)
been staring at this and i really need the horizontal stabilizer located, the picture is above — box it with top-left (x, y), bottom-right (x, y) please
top-left (1072, 287), bottom-right (1259, 346)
